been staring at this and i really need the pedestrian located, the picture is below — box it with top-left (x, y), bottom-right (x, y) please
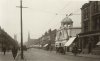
top-left (50, 46), bottom-right (53, 52)
top-left (2, 47), bottom-right (6, 55)
top-left (72, 46), bottom-right (78, 56)
top-left (59, 47), bottom-right (65, 55)
top-left (12, 46), bottom-right (18, 59)
top-left (78, 48), bottom-right (81, 54)
top-left (56, 46), bottom-right (59, 53)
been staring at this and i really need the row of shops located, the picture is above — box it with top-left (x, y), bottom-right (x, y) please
top-left (0, 27), bottom-right (19, 51)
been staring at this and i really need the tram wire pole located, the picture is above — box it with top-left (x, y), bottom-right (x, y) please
top-left (16, 0), bottom-right (28, 59)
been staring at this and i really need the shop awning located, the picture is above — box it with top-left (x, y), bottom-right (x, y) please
top-left (64, 37), bottom-right (76, 46)
top-left (97, 41), bottom-right (100, 45)
top-left (43, 44), bottom-right (48, 47)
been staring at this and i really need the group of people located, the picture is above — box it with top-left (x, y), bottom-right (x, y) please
top-left (72, 45), bottom-right (82, 56)
top-left (2, 46), bottom-right (18, 60)
top-left (55, 43), bottom-right (65, 55)
top-left (56, 46), bottom-right (65, 54)
top-left (72, 46), bottom-right (78, 56)
top-left (55, 45), bottom-right (81, 56)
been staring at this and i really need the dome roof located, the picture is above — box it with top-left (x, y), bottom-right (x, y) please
top-left (61, 16), bottom-right (73, 25)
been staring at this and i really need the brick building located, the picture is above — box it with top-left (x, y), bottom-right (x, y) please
top-left (79, 1), bottom-right (100, 54)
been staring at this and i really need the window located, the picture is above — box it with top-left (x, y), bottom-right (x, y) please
top-left (95, 2), bottom-right (98, 13)
top-left (86, 9), bottom-right (88, 18)
top-left (98, 2), bottom-right (100, 12)
top-left (93, 17), bottom-right (100, 30)
top-left (84, 21), bottom-right (88, 32)
top-left (97, 17), bottom-right (100, 30)
top-left (92, 2), bottom-right (98, 14)
top-left (83, 8), bottom-right (89, 19)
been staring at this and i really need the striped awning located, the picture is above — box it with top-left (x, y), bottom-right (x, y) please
top-left (97, 41), bottom-right (100, 45)
top-left (64, 37), bottom-right (76, 46)
top-left (43, 44), bottom-right (48, 47)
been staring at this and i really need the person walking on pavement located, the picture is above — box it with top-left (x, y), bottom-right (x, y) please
top-left (72, 45), bottom-right (78, 56)
top-left (2, 47), bottom-right (6, 55)
top-left (12, 46), bottom-right (18, 60)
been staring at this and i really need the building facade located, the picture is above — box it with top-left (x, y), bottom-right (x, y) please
top-left (79, 1), bottom-right (100, 54)
top-left (0, 26), bottom-right (19, 51)
top-left (55, 16), bottom-right (73, 47)
top-left (55, 15), bottom-right (81, 52)
top-left (26, 32), bottom-right (38, 47)
top-left (36, 29), bottom-right (57, 49)
top-left (69, 27), bottom-right (81, 37)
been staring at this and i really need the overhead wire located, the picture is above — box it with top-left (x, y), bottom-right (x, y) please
top-left (22, 0), bottom-right (86, 16)
top-left (22, 0), bottom-right (83, 32)
top-left (69, 1), bottom-right (89, 16)
top-left (55, 1), bottom-right (72, 15)
top-left (44, 1), bottom-right (72, 30)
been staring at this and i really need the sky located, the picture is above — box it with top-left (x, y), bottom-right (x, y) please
top-left (0, 0), bottom-right (89, 43)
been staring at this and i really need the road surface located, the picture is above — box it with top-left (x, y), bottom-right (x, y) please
top-left (24, 48), bottom-right (100, 61)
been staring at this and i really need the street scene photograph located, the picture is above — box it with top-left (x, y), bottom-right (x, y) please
top-left (0, 0), bottom-right (100, 61)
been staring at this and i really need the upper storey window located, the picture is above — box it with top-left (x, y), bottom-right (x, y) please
top-left (98, 2), bottom-right (100, 12)
top-left (92, 2), bottom-right (98, 14)
top-left (83, 8), bottom-right (89, 20)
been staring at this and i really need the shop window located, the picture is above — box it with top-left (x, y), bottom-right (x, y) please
top-left (93, 36), bottom-right (99, 48)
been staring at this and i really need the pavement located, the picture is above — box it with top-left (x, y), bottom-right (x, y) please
top-left (0, 49), bottom-right (100, 61)
top-left (15, 51), bottom-right (27, 61)
top-left (65, 52), bottom-right (100, 59)
top-left (0, 51), bottom-right (14, 61)
top-left (23, 48), bottom-right (100, 61)
top-left (48, 50), bottom-right (100, 59)
top-left (0, 51), bottom-right (26, 61)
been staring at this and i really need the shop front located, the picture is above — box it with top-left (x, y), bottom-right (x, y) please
top-left (79, 31), bottom-right (100, 54)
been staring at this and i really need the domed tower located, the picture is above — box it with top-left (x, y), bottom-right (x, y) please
top-left (61, 15), bottom-right (73, 38)
top-left (61, 15), bottom-right (73, 28)
top-left (55, 15), bottom-right (73, 47)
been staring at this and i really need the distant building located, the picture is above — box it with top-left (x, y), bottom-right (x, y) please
top-left (55, 15), bottom-right (73, 47)
top-left (14, 34), bottom-right (17, 41)
top-left (79, 1), bottom-right (100, 54)
top-left (37, 29), bottom-right (57, 49)
top-left (55, 15), bottom-right (81, 52)
top-left (26, 32), bottom-right (38, 47)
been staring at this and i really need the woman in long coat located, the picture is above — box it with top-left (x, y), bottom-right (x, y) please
top-left (12, 46), bottom-right (18, 59)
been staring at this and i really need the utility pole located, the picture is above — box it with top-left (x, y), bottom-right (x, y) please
top-left (20, 0), bottom-right (24, 59)
top-left (17, 0), bottom-right (28, 59)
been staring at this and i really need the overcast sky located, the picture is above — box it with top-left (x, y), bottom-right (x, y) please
top-left (0, 0), bottom-right (89, 43)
